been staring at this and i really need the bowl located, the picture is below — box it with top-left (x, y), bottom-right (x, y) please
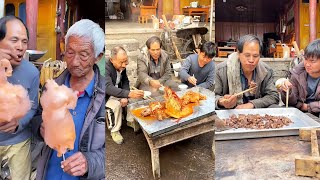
top-left (143, 91), bottom-right (152, 99)
top-left (178, 84), bottom-right (188, 90)
top-left (26, 50), bottom-right (47, 61)
top-left (159, 86), bottom-right (165, 91)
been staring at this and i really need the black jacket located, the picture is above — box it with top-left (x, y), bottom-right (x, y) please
top-left (106, 58), bottom-right (130, 101)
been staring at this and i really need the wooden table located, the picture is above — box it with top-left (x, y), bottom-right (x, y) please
top-left (182, 7), bottom-right (210, 22)
top-left (141, 115), bottom-right (216, 179)
top-left (217, 46), bottom-right (237, 57)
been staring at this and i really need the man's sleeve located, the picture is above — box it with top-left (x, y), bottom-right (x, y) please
top-left (179, 56), bottom-right (192, 82)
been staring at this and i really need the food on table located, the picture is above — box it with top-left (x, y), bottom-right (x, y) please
top-left (139, 87), bottom-right (206, 120)
top-left (223, 114), bottom-right (293, 129)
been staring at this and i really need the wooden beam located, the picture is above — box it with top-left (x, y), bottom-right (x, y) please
top-left (295, 156), bottom-right (320, 178)
top-left (311, 129), bottom-right (320, 157)
top-left (26, 0), bottom-right (39, 50)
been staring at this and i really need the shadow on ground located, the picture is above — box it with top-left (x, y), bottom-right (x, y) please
top-left (106, 124), bottom-right (215, 180)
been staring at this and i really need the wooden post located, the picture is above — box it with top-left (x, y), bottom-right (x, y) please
top-left (294, 0), bottom-right (300, 47)
top-left (158, 0), bottom-right (163, 18)
top-left (309, 0), bottom-right (317, 42)
top-left (26, 0), bottom-right (38, 50)
top-left (56, 0), bottom-right (66, 60)
top-left (173, 0), bottom-right (180, 15)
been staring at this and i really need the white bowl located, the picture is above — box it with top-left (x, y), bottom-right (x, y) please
top-left (178, 84), bottom-right (188, 90)
top-left (143, 91), bottom-right (152, 99)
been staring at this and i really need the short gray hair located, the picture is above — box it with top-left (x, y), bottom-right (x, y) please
top-left (110, 46), bottom-right (127, 59)
top-left (65, 19), bottom-right (104, 58)
top-left (237, 34), bottom-right (263, 54)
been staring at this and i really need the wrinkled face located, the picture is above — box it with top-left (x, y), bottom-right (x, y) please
top-left (64, 36), bottom-right (97, 78)
top-left (198, 52), bottom-right (212, 66)
top-left (0, 20), bottom-right (28, 67)
top-left (239, 41), bottom-right (260, 73)
top-left (110, 50), bottom-right (128, 72)
top-left (304, 57), bottom-right (320, 78)
top-left (148, 42), bottom-right (161, 60)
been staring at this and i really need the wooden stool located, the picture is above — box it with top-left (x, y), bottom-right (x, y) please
top-left (138, 16), bottom-right (147, 23)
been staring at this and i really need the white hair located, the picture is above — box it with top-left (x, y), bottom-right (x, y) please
top-left (65, 19), bottom-right (104, 58)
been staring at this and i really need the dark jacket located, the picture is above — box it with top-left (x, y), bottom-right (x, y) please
top-left (35, 65), bottom-right (106, 180)
top-left (106, 58), bottom-right (130, 101)
top-left (281, 62), bottom-right (320, 114)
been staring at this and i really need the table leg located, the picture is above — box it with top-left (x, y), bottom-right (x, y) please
top-left (212, 132), bottom-right (215, 160)
top-left (151, 148), bottom-right (160, 179)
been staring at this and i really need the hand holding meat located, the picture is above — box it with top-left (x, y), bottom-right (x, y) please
top-left (128, 90), bottom-right (144, 99)
top-left (275, 78), bottom-right (292, 92)
top-left (218, 95), bottom-right (237, 109)
top-left (149, 80), bottom-right (161, 89)
top-left (40, 79), bottom-right (78, 157)
top-left (0, 59), bottom-right (31, 130)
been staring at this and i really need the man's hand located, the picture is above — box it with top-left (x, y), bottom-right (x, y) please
top-left (61, 152), bottom-right (88, 177)
top-left (0, 120), bottom-right (19, 133)
top-left (128, 90), bottom-right (144, 99)
top-left (278, 79), bottom-right (292, 92)
top-left (300, 103), bottom-right (308, 112)
top-left (120, 98), bottom-right (128, 107)
top-left (187, 76), bottom-right (197, 86)
top-left (149, 80), bottom-right (161, 89)
top-left (236, 102), bottom-right (254, 109)
top-left (218, 95), bottom-right (237, 109)
top-left (0, 48), bottom-right (18, 61)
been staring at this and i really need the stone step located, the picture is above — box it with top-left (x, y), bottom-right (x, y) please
top-left (105, 39), bottom-right (139, 51)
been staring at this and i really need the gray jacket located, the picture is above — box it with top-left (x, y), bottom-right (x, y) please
top-left (215, 53), bottom-right (279, 109)
top-left (35, 65), bottom-right (106, 180)
top-left (136, 46), bottom-right (172, 87)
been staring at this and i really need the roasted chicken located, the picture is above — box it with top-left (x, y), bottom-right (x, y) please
top-left (140, 87), bottom-right (206, 120)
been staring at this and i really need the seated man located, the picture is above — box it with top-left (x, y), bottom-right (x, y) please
top-left (106, 46), bottom-right (144, 144)
top-left (179, 41), bottom-right (215, 89)
top-left (278, 39), bottom-right (320, 116)
top-left (215, 34), bottom-right (279, 109)
top-left (35, 19), bottom-right (106, 180)
top-left (136, 36), bottom-right (178, 96)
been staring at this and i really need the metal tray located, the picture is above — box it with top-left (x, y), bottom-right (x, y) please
top-left (128, 87), bottom-right (215, 137)
top-left (215, 108), bottom-right (320, 140)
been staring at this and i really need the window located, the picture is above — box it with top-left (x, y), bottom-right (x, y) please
top-left (5, 4), bottom-right (15, 16)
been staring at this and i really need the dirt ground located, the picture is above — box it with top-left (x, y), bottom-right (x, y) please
top-left (106, 124), bottom-right (215, 180)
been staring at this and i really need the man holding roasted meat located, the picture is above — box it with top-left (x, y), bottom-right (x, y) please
top-left (278, 39), bottom-right (320, 117)
top-left (215, 34), bottom-right (279, 109)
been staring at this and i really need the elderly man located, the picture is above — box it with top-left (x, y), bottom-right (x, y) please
top-left (215, 34), bottom-right (279, 109)
top-left (106, 46), bottom-right (144, 144)
top-left (136, 36), bottom-right (178, 96)
top-left (279, 39), bottom-right (320, 116)
top-left (179, 41), bottom-right (215, 89)
top-left (0, 16), bottom-right (39, 180)
top-left (35, 19), bottom-right (105, 180)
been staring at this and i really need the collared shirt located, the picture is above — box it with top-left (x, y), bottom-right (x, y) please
top-left (149, 56), bottom-right (161, 80)
top-left (45, 74), bottom-right (95, 180)
top-left (240, 66), bottom-right (256, 103)
top-left (115, 70), bottom-right (122, 88)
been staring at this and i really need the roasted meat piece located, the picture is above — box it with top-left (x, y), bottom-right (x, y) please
top-left (164, 87), bottom-right (193, 119)
top-left (223, 114), bottom-right (293, 129)
top-left (181, 91), bottom-right (207, 105)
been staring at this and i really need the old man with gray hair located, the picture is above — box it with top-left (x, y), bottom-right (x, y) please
top-left (35, 19), bottom-right (106, 180)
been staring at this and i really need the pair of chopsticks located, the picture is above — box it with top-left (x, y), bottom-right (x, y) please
top-left (220, 86), bottom-right (257, 103)
top-left (131, 86), bottom-right (155, 101)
